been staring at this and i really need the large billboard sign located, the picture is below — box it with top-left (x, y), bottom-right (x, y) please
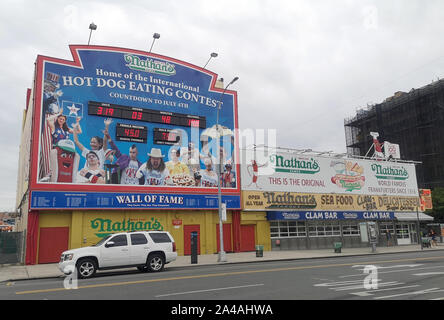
top-left (241, 149), bottom-right (419, 197)
top-left (29, 45), bottom-right (240, 209)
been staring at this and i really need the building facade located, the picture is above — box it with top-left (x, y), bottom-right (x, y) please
top-left (16, 45), bottom-right (269, 264)
top-left (240, 147), bottom-right (432, 251)
top-left (344, 80), bottom-right (444, 189)
top-left (16, 45), bottom-right (433, 265)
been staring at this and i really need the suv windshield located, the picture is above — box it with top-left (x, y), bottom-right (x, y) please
top-left (92, 235), bottom-right (111, 247)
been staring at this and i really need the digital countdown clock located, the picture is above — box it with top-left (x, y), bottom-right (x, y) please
top-left (88, 101), bottom-right (206, 128)
top-left (115, 123), bottom-right (148, 143)
top-left (153, 128), bottom-right (181, 145)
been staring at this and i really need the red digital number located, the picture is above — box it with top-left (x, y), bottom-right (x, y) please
top-left (97, 106), bottom-right (114, 116)
top-left (189, 119), bottom-right (199, 127)
top-left (132, 111), bottom-right (142, 120)
top-left (162, 115), bottom-right (171, 124)
top-left (124, 129), bottom-right (140, 138)
top-left (106, 108), bottom-right (114, 116)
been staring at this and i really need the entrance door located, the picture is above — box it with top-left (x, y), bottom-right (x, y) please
top-left (240, 225), bottom-right (256, 252)
top-left (216, 223), bottom-right (232, 253)
top-left (184, 225), bottom-right (200, 255)
top-left (396, 223), bottom-right (411, 245)
top-left (38, 227), bottom-right (69, 264)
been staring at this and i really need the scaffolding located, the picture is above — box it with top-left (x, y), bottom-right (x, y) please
top-left (344, 79), bottom-right (444, 188)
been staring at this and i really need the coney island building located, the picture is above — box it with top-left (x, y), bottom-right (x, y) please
top-left (240, 147), bottom-right (433, 251)
top-left (16, 45), bottom-right (247, 264)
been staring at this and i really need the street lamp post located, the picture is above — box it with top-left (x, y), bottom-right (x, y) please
top-left (417, 197), bottom-right (423, 250)
top-left (216, 76), bottom-right (239, 263)
top-left (149, 33), bottom-right (160, 53)
top-left (87, 23), bottom-right (97, 45)
top-left (203, 52), bottom-right (218, 69)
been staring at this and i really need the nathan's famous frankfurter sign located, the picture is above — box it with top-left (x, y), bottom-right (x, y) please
top-left (241, 149), bottom-right (419, 197)
top-left (29, 45), bottom-right (240, 209)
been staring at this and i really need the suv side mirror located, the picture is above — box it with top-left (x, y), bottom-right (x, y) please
top-left (105, 241), bottom-right (115, 248)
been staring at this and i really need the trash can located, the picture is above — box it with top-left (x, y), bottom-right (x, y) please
top-left (255, 245), bottom-right (264, 257)
top-left (333, 242), bottom-right (342, 253)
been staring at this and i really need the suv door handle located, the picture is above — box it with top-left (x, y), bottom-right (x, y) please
top-left (144, 246), bottom-right (150, 249)
top-left (122, 248), bottom-right (129, 252)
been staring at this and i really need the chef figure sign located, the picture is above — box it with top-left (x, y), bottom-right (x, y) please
top-left (370, 132), bottom-right (384, 159)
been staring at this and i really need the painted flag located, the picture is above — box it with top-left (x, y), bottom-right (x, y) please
top-left (39, 113), bottom-right (53, 180)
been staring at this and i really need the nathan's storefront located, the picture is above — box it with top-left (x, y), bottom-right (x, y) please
top-left (240, 148), bottom-right (433, 251)
top-left (17, 45), bottom-right (243, 264)
top-left (27, 209), bottom-right (244, 264)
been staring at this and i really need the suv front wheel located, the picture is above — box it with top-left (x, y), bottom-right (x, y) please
top-left (76, 258), bottom-right (97, 279)
top-left (147, 253), bottom-right (165, 272)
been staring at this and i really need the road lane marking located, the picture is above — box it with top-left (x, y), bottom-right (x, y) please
top-left (155, 283), bottom-right (264, 298)
top-left (15, 255), bottom-right (444, 295)
top-left (333, 281), bottom-right (399, 291)
top-left (340, 265), bottom-right (444, 278)
top-left (351, 285), bottom-right (420, 297)
top-left (374, 287), bottom-right (442, 300)
top-left (315, 280), bottom-right (402, 291)
top-left (413, 272), bottom-right (444, 276)
top-left (315, 280), bottom-right (365, 287)
top-left (352, 264), bottom-right (423, 270)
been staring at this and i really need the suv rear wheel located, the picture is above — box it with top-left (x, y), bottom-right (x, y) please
top-left (147, 253), bottom-right (165, 272)
top-left (76, 258), bottom-right (97, 279)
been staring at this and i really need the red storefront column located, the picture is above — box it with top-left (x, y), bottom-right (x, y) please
top-left (25, 211), bottom-right (39, 265)
top-left (232, 211), bottom-right (241, 252)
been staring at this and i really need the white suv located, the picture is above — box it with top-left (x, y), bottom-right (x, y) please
top-left (59, 231), bottom-right (177, 279)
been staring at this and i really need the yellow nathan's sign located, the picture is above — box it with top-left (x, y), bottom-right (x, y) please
top-left (242, 191), bottom-right (420, 212)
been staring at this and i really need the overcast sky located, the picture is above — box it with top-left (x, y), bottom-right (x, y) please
top-left (2, 0), bottom-right (444, 211)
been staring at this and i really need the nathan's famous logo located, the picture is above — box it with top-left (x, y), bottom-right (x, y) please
top-left (124, 54), bottom-right (176, 76)
top-left (269, 154), bottom-right (320, 174)
top-left (263, 192), bottom-right (317, 209)
top-left (90, 217), bottom-right (164, 238)
top-left (371, 164), bottom-right (409, 181)
top-left (330, 160), bottom-right (365, 192)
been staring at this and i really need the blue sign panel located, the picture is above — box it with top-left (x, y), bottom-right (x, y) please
top-left (267, 211), bottom-right (395, 221)
top-left (30, 190), bottom-right (240, 210)
top-left (31, 45), bottom-right (240, 209)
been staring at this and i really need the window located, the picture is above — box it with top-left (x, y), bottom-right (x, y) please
top-left (149, 232), bottom-right (171, 243)
top-left (379, 222), bottom-right (394, 235)
top-left (342, 222), bottom-right (360, 236)
top-left (270, 221), bottom-right (306, 238)
top-left (131, 233), bottom-right (148, 245)
top-left (94, 235), bottom-right (111, 247)
top-left (109, 235), bottom-right (128, 247)
top-left (308, 222), bottom-right (340, 237)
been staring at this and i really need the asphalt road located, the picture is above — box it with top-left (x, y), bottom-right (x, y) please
top-left (2, 251), bottom-right (444, 302)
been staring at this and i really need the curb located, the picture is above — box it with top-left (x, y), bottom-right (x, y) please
top-left (170, 247), bottom-right (443, 269)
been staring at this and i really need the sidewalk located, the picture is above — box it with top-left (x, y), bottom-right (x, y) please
top-left (1, 244), bottom-right (443, 283)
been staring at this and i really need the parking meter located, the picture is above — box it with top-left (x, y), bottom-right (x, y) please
top-left (190, 231), bottom-right (198, 264)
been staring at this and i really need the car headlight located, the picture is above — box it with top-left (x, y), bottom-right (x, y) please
top-left (63, 254), bottom-right (74, 261)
